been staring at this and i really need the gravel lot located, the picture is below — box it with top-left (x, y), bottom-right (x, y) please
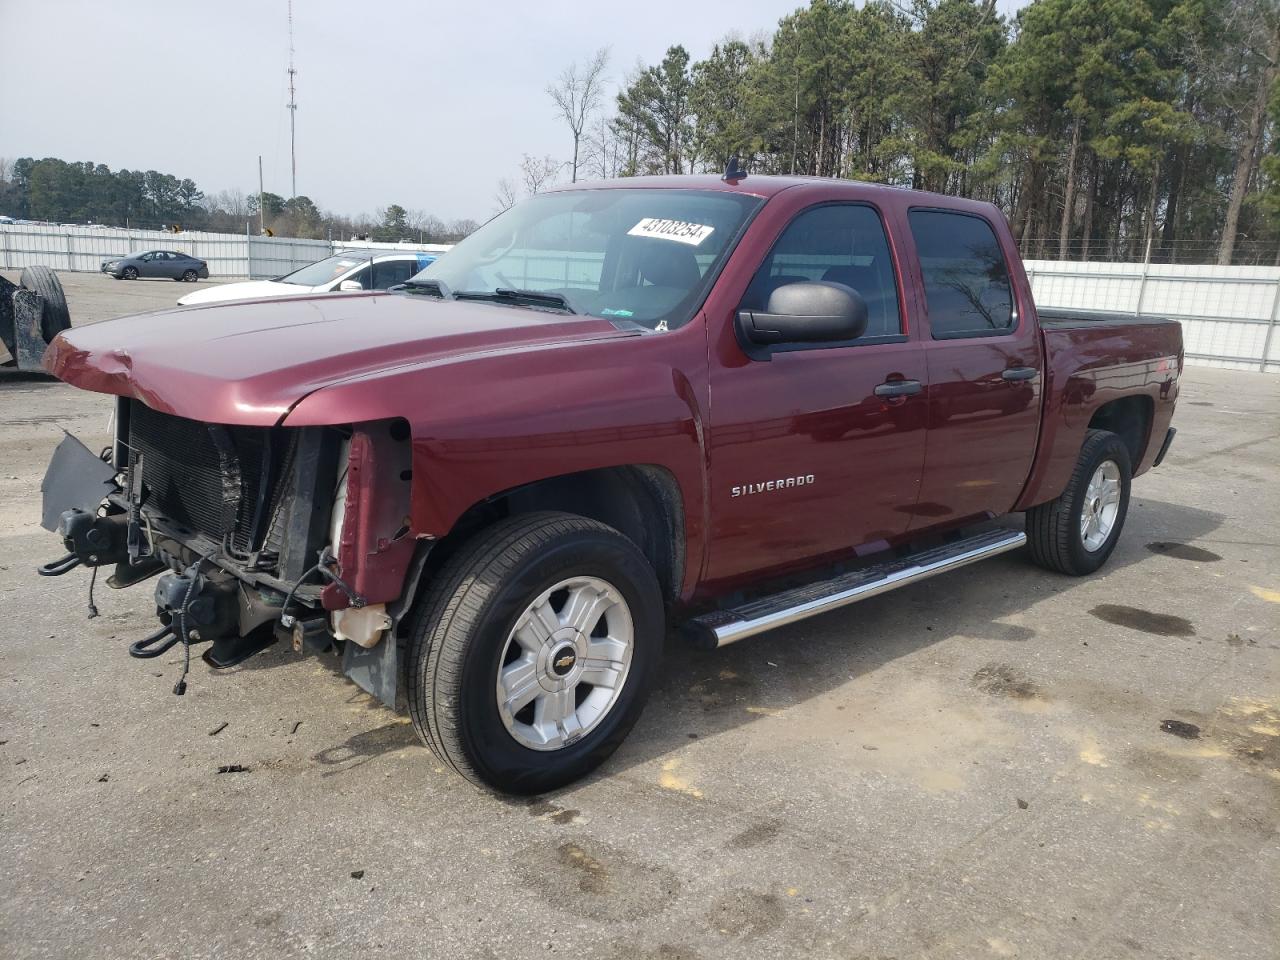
top-left (1, 271), bottom-right (1277, 960)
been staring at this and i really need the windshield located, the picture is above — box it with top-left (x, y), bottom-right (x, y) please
top-left (278, 254), bottom-right (370, 286)
top-left (407, 189), bottom-right (763, 330)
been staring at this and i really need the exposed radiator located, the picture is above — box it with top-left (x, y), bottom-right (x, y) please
top-left (126, 401), bottom-right (290, 555)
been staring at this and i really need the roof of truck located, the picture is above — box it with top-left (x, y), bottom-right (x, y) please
top-left (545, 173), bottom-right (990, 212)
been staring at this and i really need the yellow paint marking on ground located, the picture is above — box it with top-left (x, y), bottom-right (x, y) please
top-left (1224, 696), bottom-right (1280, 720)
top-left (1248, 585), bottom-right (1280, 603)
top-left (1137, 793), bottom-right (1181, 816)
top-left (659, 759), bottom-right (704, 799)
top-left (787, 888), bottom-right (799, 897)
top-left (986, 937), bottom-right (1016, 957)
top-left (1079, 738), bottom-right (1108, 767)
top-left (745, 705), bottom-right (785, 718)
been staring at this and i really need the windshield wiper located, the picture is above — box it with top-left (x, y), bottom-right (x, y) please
top-left (453, 288), bottom-right (575, 313)
top-left (400, 278), bottom-right (451, 298)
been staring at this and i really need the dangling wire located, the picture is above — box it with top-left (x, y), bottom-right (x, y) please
top-left (172, 556), bottom-right (210, 697)
top-left (86, 566), bottom-right (99, 620)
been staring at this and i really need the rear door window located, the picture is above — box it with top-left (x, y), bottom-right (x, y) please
top-left (370, 259), bottom-right (416, 289)
top-left (908, 210), bottom-right (1014, 338)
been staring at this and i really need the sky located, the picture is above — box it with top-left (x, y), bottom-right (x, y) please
top-left (1, 0), bottom-right (1027, 224)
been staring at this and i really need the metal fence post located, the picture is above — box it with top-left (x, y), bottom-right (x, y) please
top-left (1260, 275), bottom-right (1280, 373)
top-left (66, 232), bottom-right (74, 272)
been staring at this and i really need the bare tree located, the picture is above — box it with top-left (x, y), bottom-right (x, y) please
top-left (547, 47), bottom-right (611, 182)
top-left (406, 208), bottom-right (447, 242)
top-left (1218, 4), bottom-right (1280, 264)
top-left (585, 115), bottom-right (625, 179)
top-left (421, 214), bottom-right (447, 242)
top-left (494, 177), bottom-right (519, 213)
top-left (447, 218), bottom-right (479, 241)
top-left (219, 188), bottom-right (248, 219)
top-left (520, 154), bottom-right (562, 195)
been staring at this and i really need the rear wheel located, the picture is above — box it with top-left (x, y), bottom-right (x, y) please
top-left (181, 269), bottom-right (198, 282)
top-left (407, 512), bottom-right (663, 794)
top-left (1026, 428), bottom-right (1131, 575)
top-left (18, 265), bottom-right (71, 341)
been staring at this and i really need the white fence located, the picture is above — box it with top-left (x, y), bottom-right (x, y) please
top-left (0, 223), bottom-right (451, 281)
top-left (1025, 260), bottom-right (1280, 373)
top-left (1, 223), bottom-right (1276, 372)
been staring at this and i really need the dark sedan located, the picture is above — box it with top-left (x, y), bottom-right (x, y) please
top-left (101, 250), bottom-right (210, 282)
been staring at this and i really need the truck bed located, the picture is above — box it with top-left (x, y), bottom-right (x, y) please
top-left (1014, 309), bottom-right (1182, 512)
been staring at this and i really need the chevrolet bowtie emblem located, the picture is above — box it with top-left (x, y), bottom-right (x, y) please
top-left (555, 654), bottom-right (576, 669)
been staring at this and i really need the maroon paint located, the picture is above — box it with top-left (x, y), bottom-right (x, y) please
top-left (44, 175), bottom-right (1182, 609)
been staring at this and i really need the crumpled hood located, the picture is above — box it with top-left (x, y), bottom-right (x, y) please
top-left (176, 279), bottom-right (306, 306)
top-left (44, 291), bottom-right (630, 425)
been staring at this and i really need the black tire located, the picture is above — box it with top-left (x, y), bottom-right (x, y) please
top-left (181, 270), bottom-right (198, 282)
top-left (407, 512), bottom-right (663, 794)
top-left (18, 265), bottom-right (71, 341)
top-left (1026, 428), bottom-right (1132, 576)
top-left (122, 266), bottom-right (138, 280)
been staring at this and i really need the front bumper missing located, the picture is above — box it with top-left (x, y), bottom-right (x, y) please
top-left (37, 429), bottom-right (400, 707)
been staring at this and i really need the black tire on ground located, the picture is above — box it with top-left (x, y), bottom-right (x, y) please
top-left (407, 511), bottom-right (664, 794)
top-left (181, 270), bottom-right (198, 282)
top-left (122, 266), bottom-right (138, 280)
top-left (1026, 428), bottom-right (1132, 576)
top-left (18, 265), bottom-right (71, 341)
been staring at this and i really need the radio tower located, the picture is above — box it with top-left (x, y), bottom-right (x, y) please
top-left (287, 0), bottom-right (298, 198)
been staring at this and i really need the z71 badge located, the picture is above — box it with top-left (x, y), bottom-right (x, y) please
top-left (731, 475), bottom-right (815, 497)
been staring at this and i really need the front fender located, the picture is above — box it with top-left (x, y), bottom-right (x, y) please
top-left (285, 328), bottom-right (711, 599)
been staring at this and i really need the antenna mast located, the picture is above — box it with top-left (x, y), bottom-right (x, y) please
top-left (287, 0), bottom-right (298, 199)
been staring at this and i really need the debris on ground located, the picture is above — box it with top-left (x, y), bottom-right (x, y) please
top-left (216, 764), bottom-right (250, 774)
top-left (208, 722), bottom-right (228, 737)
top-left (1160, 719), bottom-right (1201, 739)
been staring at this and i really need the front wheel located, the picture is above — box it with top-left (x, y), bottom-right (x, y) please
top-left (1026, 428), bottom-right (1132, 575)
top-left (122, 266), bottom-right (138, 280)
top-left (407, 512), bottom-right (663, 794)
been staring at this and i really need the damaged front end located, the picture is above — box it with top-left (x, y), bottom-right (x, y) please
top-left (38, 398), bottom-right (421, 706)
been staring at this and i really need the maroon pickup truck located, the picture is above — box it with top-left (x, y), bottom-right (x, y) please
top-left (39, 174), bottom-right (1181, 793)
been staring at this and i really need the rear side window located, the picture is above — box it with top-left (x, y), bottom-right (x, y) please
top-left (741, 204), bottom-right (901, 338)
top-left (908, 210), bottom-right (1013, 338)
top-left (371, 259), bottom-right (416, 289)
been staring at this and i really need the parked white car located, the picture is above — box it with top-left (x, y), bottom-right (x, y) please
top-left (176, 251), bottom-right (441, 306)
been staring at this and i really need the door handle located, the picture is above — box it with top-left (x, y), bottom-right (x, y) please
top-left (874, 379), bottom-right (923, 398)
top-left (1001, 366), bottom-right (1038, 381)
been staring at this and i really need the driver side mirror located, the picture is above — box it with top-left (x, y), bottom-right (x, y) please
top-left (736, 281), bottom-right (868, 358)
top-left (338, 279), bottom-right (364, 292)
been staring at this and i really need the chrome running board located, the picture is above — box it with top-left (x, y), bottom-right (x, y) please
top-left (686, 528), bottom-right (1027, 649)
